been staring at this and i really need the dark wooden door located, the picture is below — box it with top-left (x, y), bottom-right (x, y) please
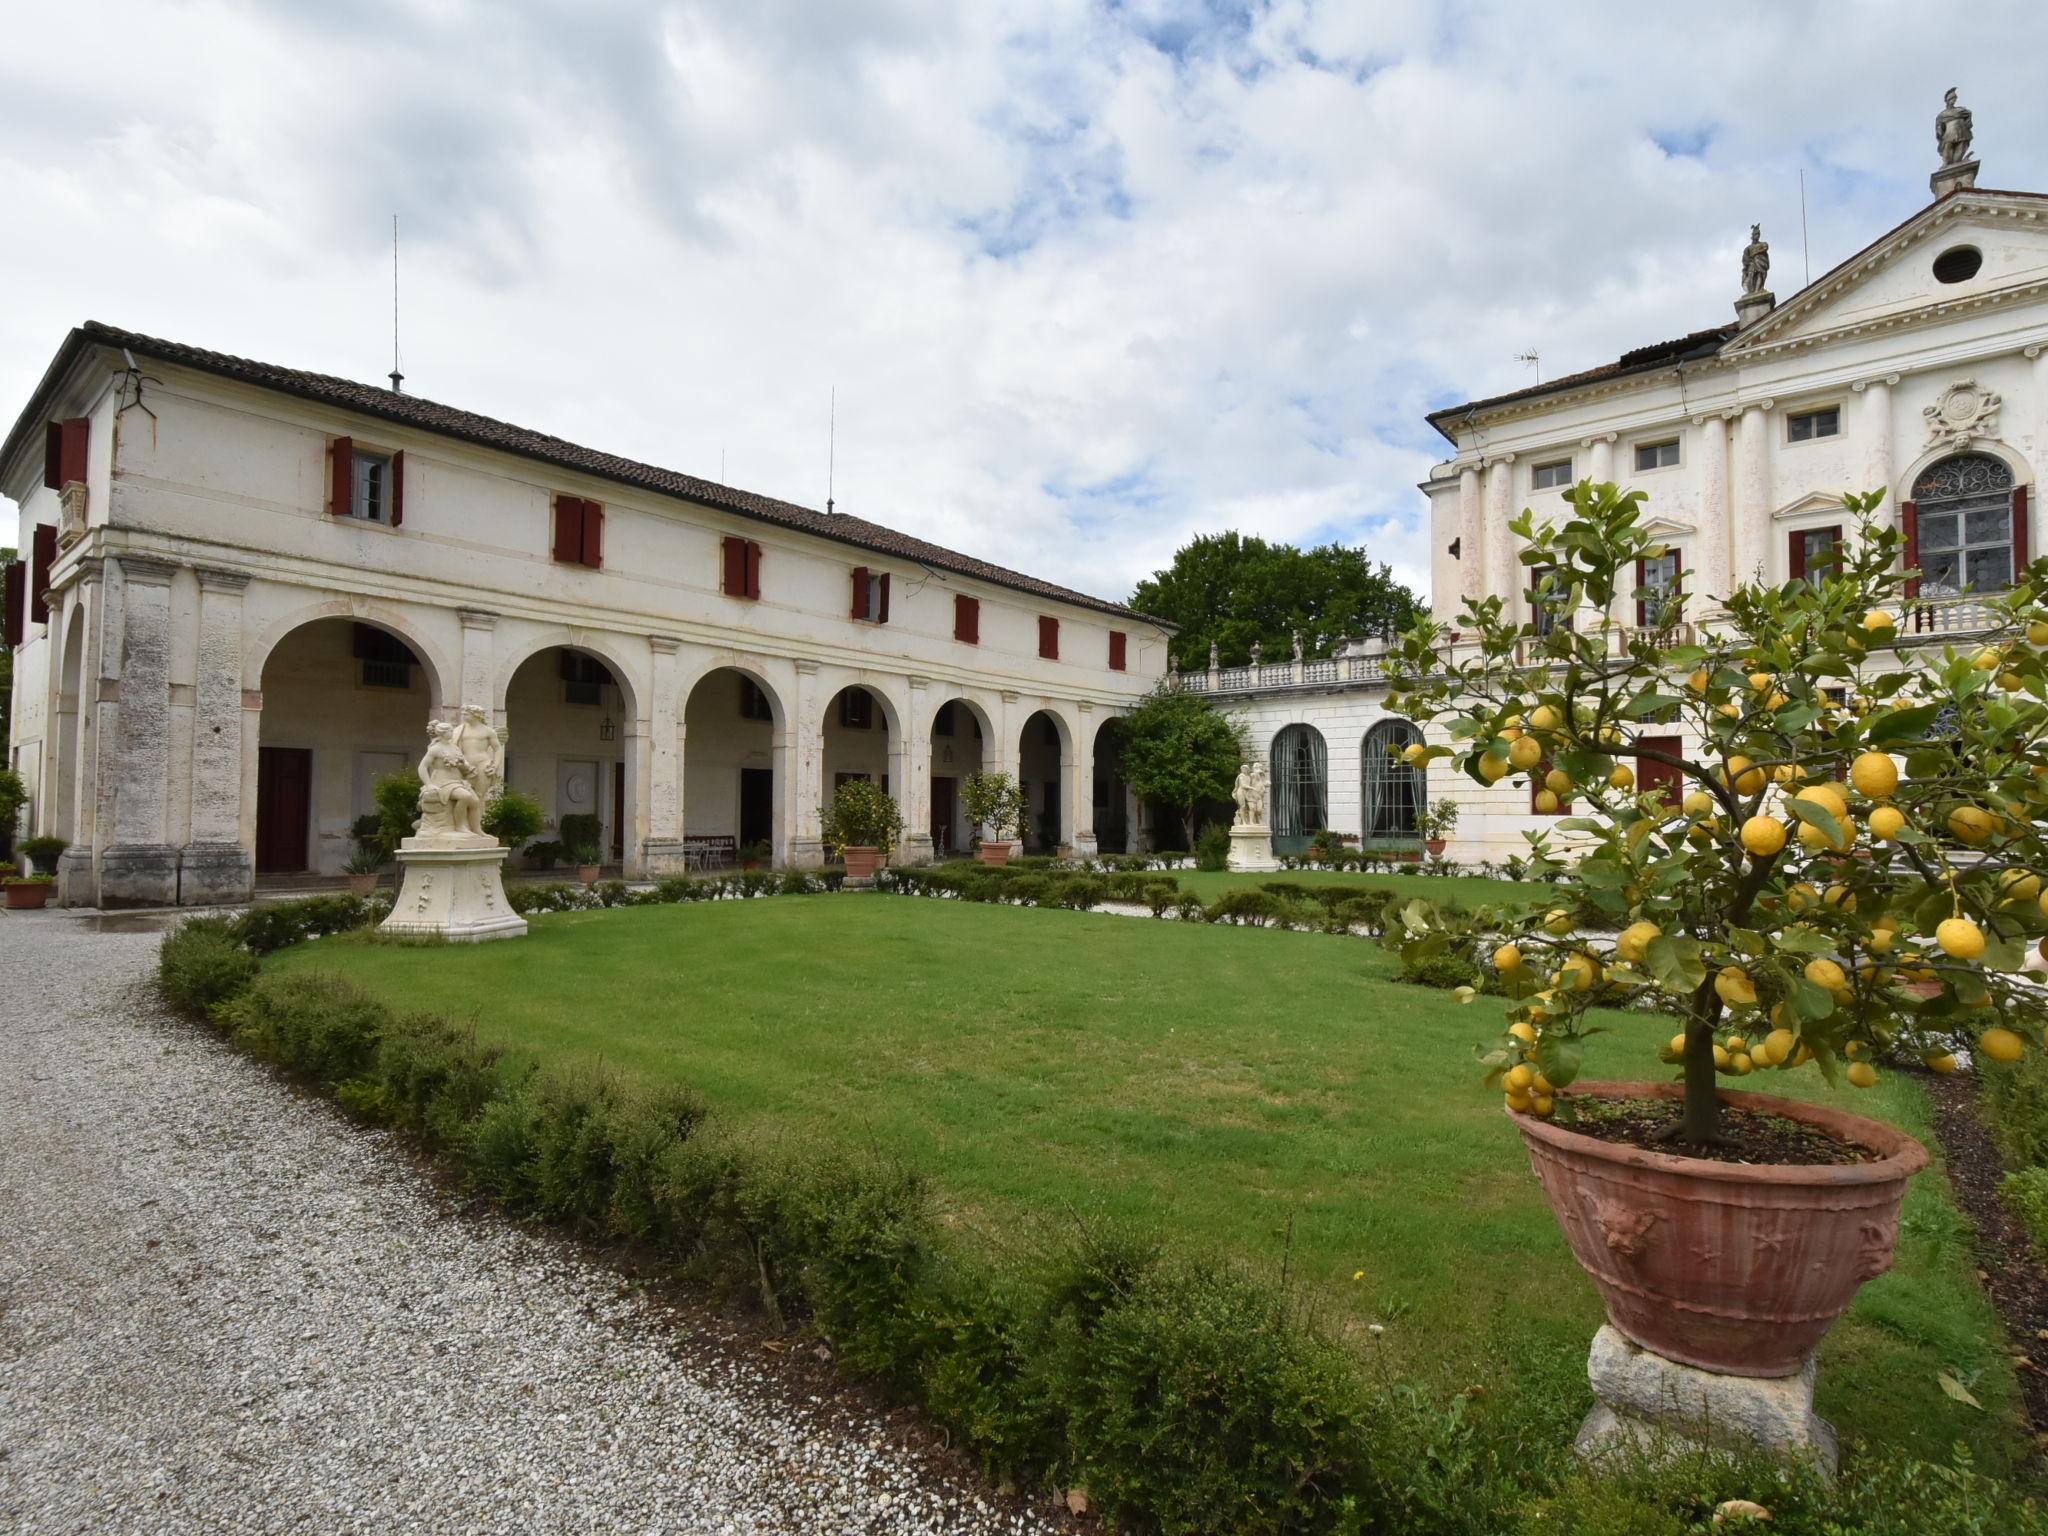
top-left (739, 768), bottom-right (773, 849)
top-left (1635, 735), bottom-right (1684, 810)
top-left (255, 747), bottom-right (312, 873)
top-left (930, 775), bottom-right (956, 855)
top-left (612, 762), bottom-right (626, 860)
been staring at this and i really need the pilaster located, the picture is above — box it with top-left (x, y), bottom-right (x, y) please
top-left (101, 557), bottom-right (180, 907)
top-left (789, 660), bottom-right (824, 867)
top-left (1733, 402), bottom-right (1774, 588)
top-left (1456, 464), bottom-right (1483, 609)
top-left (641, 635), bottom-right (688, 875)
top-left (56, 560), bottom-right (104, 906)
top-left (1583, 432), bottom-right (1618, 484)
top-left (1852, 374), bottom-right (1900, 517)
top-left (456, 608), bottom-right (499, 717)
top-left (900, 676), bottom-right (934, 865)
top-left (180, 566), bottom-right (255, 904)
top-left (1482, 455), bottom-right (1518, 624)
top-left (1690, 411), bottom-right (1736, 610)
top-left (1066, 701), bottom-right (1097, 859)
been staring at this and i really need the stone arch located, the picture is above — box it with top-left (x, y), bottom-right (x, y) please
top-left (1016, 703), bottom-right (1079, 852)
top-left (925, 692), bottom-right (997, 858)
top-left (1269, 722), bottom-right (1329, 853)
top-left (678, 656), bottom-right (790, 731)
top-left (1898, 435), bottom-right (2033, 499)
top-left (245, 598), bottom-right (455, 709)
top-left (1361, 718), bottom-right (1424, 844)
top-left (491, 628), bottom-right (647, 723)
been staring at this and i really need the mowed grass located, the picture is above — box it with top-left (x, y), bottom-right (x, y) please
top-left (273, 895), bottom-right (2022, 1463)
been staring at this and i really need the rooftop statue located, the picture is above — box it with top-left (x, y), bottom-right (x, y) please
top-left (1740, 224), bottom-right (1770, 297)
top-left (1936, 87), bottom-right (1974, 168)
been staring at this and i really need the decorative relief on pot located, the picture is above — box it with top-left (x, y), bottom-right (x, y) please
top-left (1923, 378), bottom-right (2001, 448)
top-left (1595, 1202), bottom-right (1659, 1262)
top-left (1853, 1220), bottom-right (1896, 1281)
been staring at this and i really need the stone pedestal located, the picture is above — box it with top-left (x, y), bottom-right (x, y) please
top-left (1576, 1326), bottom-right (1837, 1475)
top-left (1733, 289), bottom-right (1775, 327)
top-left (1226, 824), bottom-right (1279, 873)
top-left (641, 838), bottom-right (690, 879)
top-left (380, 837), bottom-right (528, 942)
top-left (899, 831), bottom-right (936, 867)
top-left (179, 842), bottom-right (255, 906)
top-left (1931, 159), bottom-right (1979, 199)
top-left (99, 844), bottom-right (181, 909)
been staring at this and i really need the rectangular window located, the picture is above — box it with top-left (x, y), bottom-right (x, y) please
top-left (850, 567), bottom-right (891, 623)
top-left (1788, 525), bottom-right (1843, 582)
top-left (721, 536), bottom-right (763, 598)
top-left (348, 451), bottom-right (393, 523)
top-left (1528, 565), bottom-right (1572, 637)
top-left (935, 701), bottom-right (956, 737)
top-left (2, 561), bottom-right (25, 647)
top-left (1786, 407), bottom-right (1840, 442)
top-left (1633, 438), bottom-right (1680, 471)
top-left (1636, 549), bottom-right (1682, 628)
top-left (839, 688), bottom-right (874, 729)
top-left (553, 495), bottom-right (601, 567)
top-left (1108, 630), bottom-right (1127, 671)
top-left (1917, 505), bottom-right (2012, 593)
top-left (738, 678), bottom-right (774, 721)
top-left (1531, 458), bottom-right (1574, 491)
top-left (1038, 615), bottom-right (1060, 659)
top-left (43, 417), bottom-right (89, 489)
top-left (353, 624), bottom-right (417, 690)
top-left (954, 593), bottom-right (980, 644)
top-left (559, 650), bottom-right (612, 707)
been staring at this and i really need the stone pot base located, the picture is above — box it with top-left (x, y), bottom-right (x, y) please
top-left (1576, 1326), bottom-right (1837, 1475)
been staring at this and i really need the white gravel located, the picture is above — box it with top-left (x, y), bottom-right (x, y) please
top-left (0, 911), bottom-right (1063, 1536)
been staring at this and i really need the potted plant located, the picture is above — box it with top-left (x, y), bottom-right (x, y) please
top-left (739, 839), bottom-right (772, 871)
top-left (1385, 482), bottom-right (2034, 1451)
top-left (342, 847), bottom-right (384, 896)
top-left (961, 771), bottom-right (1025, 866)
top-left (1414, 797), bottom-right (1460, 857)
top-left (522, 839), bottom-right (566, 871)
top-left (5, 873), bottom-right (55, 910)
top-left (568, 843), bottom-right (603, 884)
top-left (821, 778), bottom-right (903, 883)
top-left (559, 814), bottom-right (603, 882)
top-left (19, 834), bottom-right (68, 877)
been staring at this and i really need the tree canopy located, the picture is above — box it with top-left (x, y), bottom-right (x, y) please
top-left (1131, 532), bottom-right (1424, 673)
top-left (1117, 685), bottom-right (1246, 850)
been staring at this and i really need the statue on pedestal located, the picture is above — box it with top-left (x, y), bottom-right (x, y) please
top-left (1936, 87), bottom-right (1973, 168)
top-left (1232, 762), bottom-right (1270, 828)
top-left (1740, 224), bottom-right (1769, 296)
top-left (416, 721), bottom-right (485, 839)
top-left (455, 705), bottom-right (507, 804)
top-left (380, 717), bottom-right (528, 942)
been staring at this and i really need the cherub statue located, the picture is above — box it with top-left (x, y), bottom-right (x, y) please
top-left (416, 719), bottom-right (484, 839)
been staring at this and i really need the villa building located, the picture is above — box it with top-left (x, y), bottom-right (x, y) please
top-left (1171, 105), bottom-right (2048, 860)
top-left (1, 325), bottom-right (1168, 906)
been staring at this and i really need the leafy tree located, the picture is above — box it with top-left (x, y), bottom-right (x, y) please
top-left (821, 776), bottom-right (904, 855)
top-left (1131, 532), bottom-right (1423, 672)
top-left (1389, 481), bottom-right (2048, 1146)
top-left (960, 771), bottom-right (1025, 844)
top-left (1118, 685), bottom-right (1247, 852)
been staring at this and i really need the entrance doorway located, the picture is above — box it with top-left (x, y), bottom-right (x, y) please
top-left (739, 767), bottom-right (774, 849)
top-left (256, 746), bottom-right (312, 873)
top-left (612, 762), bottom-right (626, 860)
top-left (930, 775), bottom-right (957, 855)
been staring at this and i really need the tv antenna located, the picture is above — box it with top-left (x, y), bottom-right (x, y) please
top-left (826, 385), bottom-right (836, 514)
top-left (1514, 349), bottom-right (1541, 382)
top-left (388, 214), bottom-right (404, 393)
top-left (1798, 169), bottom-right (1811, 287)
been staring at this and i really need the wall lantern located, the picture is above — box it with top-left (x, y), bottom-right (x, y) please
top-left (599, 714), bottom-right (616, 742)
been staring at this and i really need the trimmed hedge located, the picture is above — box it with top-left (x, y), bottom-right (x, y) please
top-left (152, 903), bottom-right (2048, 1536)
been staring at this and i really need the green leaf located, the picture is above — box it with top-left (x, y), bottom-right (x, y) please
top-left (1870, 702), bottom-right (1943, 744)
top-left (1624, 693), bottom-right (1684, 720)
top-left (1663, 645), bottom-right (1707, 666)
top-left (1773, 704), bottom-right (1821, 734)
top-left (1788, 977), bottom-right (1837, 1020)
top-left (1728, 926), bottom-right (1768, 957)
top-left (1644, 933), bottom-right (1706, 994)
top-left (1534, 1036), bottom-right (1584, 1089)
top-left (1770, 927), bottom-right (1836, 955)
top-left (1783, 797), bottom-right (1843, 846)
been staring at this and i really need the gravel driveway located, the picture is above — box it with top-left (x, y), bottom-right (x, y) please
top-left (0, 912), bottom-right (1061, 1535)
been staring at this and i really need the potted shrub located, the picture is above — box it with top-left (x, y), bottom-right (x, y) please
top-left (738, 839), bottom-right (772, 871)
top-left (1385, 483), bottom-right (2038, 1451)
top-left (960, 771), bottom-right (1025, 866)
top-left (342, 847), bottom-right (384, 896)
top-left (5, 873), bottom-right (55, 910)
top-left (1414, 797), bottom-right (1460, 858)
top-left (483, 788), bottom-right (546, 853)
top-left (522, 839), bottom-right (566, 872)
top-left (821, 778), bottom-right (903, 883)
top-left (559, 814), bottom-right (603, 882)
top-left (568, 843), bottom-right (603, 884)
top-left (19, 834), bottom-right (68, 877)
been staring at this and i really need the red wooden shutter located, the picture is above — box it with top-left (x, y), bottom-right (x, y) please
top-left (745, 541), bottom-right (762, 599)
top-left (1900, 500), bottom-right (1919, 597)
top-left (1039, 615), bottom-right (1058, 659)
top-left (954, 594), bottom-right (978, 643)
top-left (580, 502), bottom-right (604, 568)
top-left (721, 536), bottom-right (743, 595)
top-left (31, 524), bottom-right (57, 624)
top-left (1635, 735), bottom-right (1683, 809)
top-left (878, 573), bottom-right (891, 624)
top-left (1634, 556), bottom-right (1648, 627)
top-left (43, 423), bottom-right (63, 489)
top-left (2014, 484), bottom-right (2030, 575)
top-left (1109, 630), bottom-right (1126, 670)
top-left (851, 566), bottom-right (869, 619)
top-left (331, 436), bottom-right (354, 516)
top-left (2, 562), bottom-right (22, 645)
top-left (388, 449), bottom-right (405, 527)
top-left (58, 418), bottom-right (89, 486)
top-left (553, 495), bottom-right (584, 563)
top-left (1787, 529), bottom-right (1806, 582)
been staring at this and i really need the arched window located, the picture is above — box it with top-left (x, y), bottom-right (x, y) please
top-left (1910, 453), bottom-right (2020, 596)
top-left (1362, 719), bottom-right (1424, 843)
top-left (1270, 725), bottom-right (1328, 850)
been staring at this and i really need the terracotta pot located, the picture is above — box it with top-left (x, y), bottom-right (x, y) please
top-left (1512, 1081), bottom-right (1927, 1377)
top-left (576, 864), bottom-right (602, 885)
top-left (347, 872), bottom-right (380, 896)
top-left (843, 845), bottom-right (881, 881)
top-left (976, 841), bottom-right (1015, 867)
top-left (1424, 838), bottom-right (1448, 856)
top-left (5, 881), bottom-right (52, 910)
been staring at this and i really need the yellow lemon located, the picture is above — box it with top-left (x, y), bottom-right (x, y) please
top-left (1748, 671), bottom-right (1773, 692)
top-left (1713, 1043), bottom-right (1732, 1070)
top-left (1862, 610), bottom-right (1895, 633)
top-left (1731, 1051), bottom-right (1754, 1075)
top-left (1804, 958), bottom-right (1848, 993)
top-left (1718, 701), bottom-right (1742, 720)
top-left (1979, 1027), bottom-right (2025, 1064)
top-left (1542, 909), bottom-right (1573, 936)
top-left (1936, 916), bottom-right (1985, 959)
top-left (1725, 756), bottom-right (1765, 796)
top-left (1534, 789), bottom-right (1561, 814)
top-left (1505, 1090), bottom-right (1534, 1112)
top-left (1925, 1052), bottom-right (1958, 1074)
top-left (1561, 952), bottom-right (1601, 991)
top-left (1508, 735), bottom-right (1543, 770)
top-left (1609, 764), bottom-right (1635, 791)
top-left (1682, 790), bottom-right (1714, 818)
top-left (1478, 752), bottom-right (1511, 783)
top-left (1824, 884), bottom-right (1856, 911)
top-left (1714, 965), bottom-right (1758, 1008)
top-left (1741, 816), bottom-right (1787, 858)
top-left (1999, 671), bottom-right (2026, 692)
top-left (1616, 920), bottom-right (1661, 965)
top-left (1402, 742), bottom-right (1428, 764)
top-left (1726, 1034), bottom-right (1749, 1054)
top-left (1531, 1072), bottom-right (1556, 1095)
top-left (1764, 1027), bottom-right (1797, 1065)
top-left (1508, 1021), bottom-right (1538, 1045)
top-left (1687, 668), bottom-right (1710, 693)
top-left (1869, 805), bottom-right (1906, 841)
top-left (1531, 1094), bottom-right (1555, 1116)
top-left (1544, 768), bottom-right (1574, 796)
top-left (1787, 881), bottom-right (1820, 912)
top-left (1493, 943), bottom-right (1523, 973)
top-left (1846, 1061), bottom-right (1878, 1088)
top-left (1505, 1063), bottom-right (1535, 1091)
top-left (2029, 621), bottom-right (2048, 646)
top-left (1999, 870), bottom-right (2042, 904)
top-left (1794, 782), bottom-right (1849, 820)
top-left (1948, 806), bottom-right (1996, 844)
top-left (1530, 705), bottom-right (1563, 733)
top-left (1868, 927), bottom-right (1895, 954)
top-left (1973, 646), bottom-right (2003, 671)
top-left (1668, 1032), bottom-right (1688, 1058)
top-left (1850, 752), bottom-right (1898, 799)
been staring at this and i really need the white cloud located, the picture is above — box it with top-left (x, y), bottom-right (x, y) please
top-left (4, 0), bottom-right (2045, 610)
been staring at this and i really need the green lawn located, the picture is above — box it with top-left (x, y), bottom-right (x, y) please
top-left (274, 894), bottom-right (2022, 1464)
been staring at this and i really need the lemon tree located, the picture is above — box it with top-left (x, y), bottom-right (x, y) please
top-left (1388, 480), bottom-right (2048, 1145)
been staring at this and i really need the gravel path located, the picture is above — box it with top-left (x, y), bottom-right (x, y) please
top-left (0, 911), bottom-right (1062, 1536)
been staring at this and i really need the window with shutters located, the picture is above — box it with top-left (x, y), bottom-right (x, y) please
top-left (2, 561), bottom-right (24, 647)
top-left (552, 495), bottom-right (603, 568)
top-left (954, 594), bottom-right (980, 644)
top-left (839, 688), bottom-right (875, 730)
top-left (30, 523), bottom-right (57, 625)
top-left (1528, 564), bottom-right (1572, 637)
top-left (1635, 549), bottom-right (1682, 629)
top-left (43, 418), bottom-right (89, 489)
top-left (1108, 630), bottom-right (1127, 671)
top-left (1635, 735), bottom-right (1684, 809)
top-left (1912, 454), bottom-right (2018, 594)
top-left (738, 678), bottom-right (774, 721)
top-left (1038, 615), bottom-right (1059, 659)
top-left (851, 567), bottom-right (890, 623)
top-left (349, 452), bottom-right (393, 523)
top-left (721, 536), bottom-right (763, 598)
top-left (1788, 526), bottom-right (1842, 582)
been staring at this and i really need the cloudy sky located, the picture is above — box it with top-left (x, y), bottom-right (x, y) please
top-left (5, 2), bottom-right (2045, 607)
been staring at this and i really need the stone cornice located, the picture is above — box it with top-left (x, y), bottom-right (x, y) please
top-left (116, 557), bottom-right (177, 587)
top-left (457, 606), bottom-right (500, 630)
top-left (195, 565), bottom-right (251, 592)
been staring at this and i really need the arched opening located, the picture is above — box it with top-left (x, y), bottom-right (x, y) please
top-left (682, 666), bottom-right (785, 869)
top-left (1093, 717), bottom-right (1135, 854)
top-left (822, 684), bottom-right (901, 835)
top-left (1018, 708), bottom-right (1069, 853)
top-left (1362, 719), bottom-right (1424, 847)
top-left (503, 645), bottom-right (639, 872)
top-left (927, 697), bottom-right (988, 857)
top-left (254, 617), bottom-right (441, 878)
top-left (1911, 452), bottom-right (2020, 598)
top-left (1269, 723), bottom-right (1328, 856)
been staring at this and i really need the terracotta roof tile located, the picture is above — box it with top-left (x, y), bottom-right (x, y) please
top-left (1427, 325), bottom-right (1737, 438)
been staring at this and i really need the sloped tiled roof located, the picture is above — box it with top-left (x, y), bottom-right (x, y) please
top-left (7, 321), bottom-right (1166, 626)
top-left (1426, 326), bottom-right (1737, 441)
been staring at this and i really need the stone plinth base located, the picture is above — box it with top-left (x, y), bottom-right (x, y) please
top-left (641, 838), bottom-right (690, 878)
top-left (1226, 824), bottom-right (1279, 873)
top-left (179, 842), bottom-right (254, 906)
top-left (1577, 1326), bottom-right (1836, 1474)
top-left (1931, 159), bottom-right (1979, 199)
top-left (1733, 289), bottom-right (1775, 326)
top-left (99, 844), bottom-right (180, 908)
top-left (380, 839), bottom-right (527, 943)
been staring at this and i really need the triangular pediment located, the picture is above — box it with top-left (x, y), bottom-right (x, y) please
top-left (1641, 515), bottom-right (1697, 539)
top-left (1723, 192), bottom-right (2048, 357)
top-left (1770, 492), bottom-right (1853, 523)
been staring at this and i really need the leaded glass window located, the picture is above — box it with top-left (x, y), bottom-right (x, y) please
top-left (1362, 720), bottom-right (1423, 841)
top-left (1913, 454), bottom-right (2015, 595)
